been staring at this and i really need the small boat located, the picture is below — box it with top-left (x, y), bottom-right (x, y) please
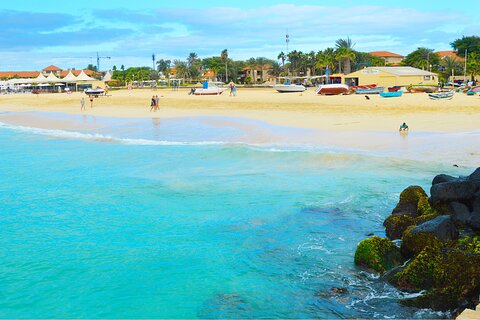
top-left (428, 90), bottom-right (454, 100)
top-left (315, 84), bottom-right (349, 95)
top-left (407, 85), bottom-right (438, 93)
top-left (380, 91), bottom-right (403, 98)
top-left (84, 88), bottom-right (105, 96)
top-left (194, 82), bottom-right (224, 95)
top-left (388, 86), bottom-right (401, 92)
top-left (355, 86), bottom-right (385, 94)
top-left (274, 79), bottom-right (306, 93)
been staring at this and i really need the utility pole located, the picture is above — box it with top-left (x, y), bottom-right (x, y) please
top-left (96, 52), bottom-right (111, 72)
top-left (152, 54), bottom-right (156, 71)
top-left (464, 48), bottom-right (468, 83)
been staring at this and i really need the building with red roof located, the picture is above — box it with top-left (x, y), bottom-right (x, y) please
top-left (369, 51), bottom-right (405, 65)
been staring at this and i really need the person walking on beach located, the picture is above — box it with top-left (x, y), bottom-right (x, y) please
top-left (155, 95), bottom-right (160, 111)
top-left (229, 81), bottom-right (234, 96)
top-left (89, 95), bottom-right (94, 108)
top-left (232, 84), bottom-right (237, 96)
top-left (80, 97), bottom-right (86, 110)
top-left (150, 95), bottom-right (156, 112)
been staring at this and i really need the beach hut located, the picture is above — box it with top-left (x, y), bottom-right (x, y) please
top-left (74, 70), bottom-right (104, 91)
top-left (344, 67), bottom-right (438, 87)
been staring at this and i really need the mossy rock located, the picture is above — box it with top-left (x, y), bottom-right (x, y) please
top-left (354, 236), bottom-right (404, 274)
top-left (394, 246), bottom-right (480, 311)
top-left (384, 214), bottom-right (417, 240)
top-left (400, 226), bottom-right (442, 258)
top-left (392, 186), bottom-right (435, 217)
top-left (457, 236), bottom-right (480, 254)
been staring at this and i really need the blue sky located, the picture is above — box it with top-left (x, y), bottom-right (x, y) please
top-left (1, 0), bottom-right (478, 70)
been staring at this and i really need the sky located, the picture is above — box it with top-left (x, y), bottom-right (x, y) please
top-left (1, 0), bottom-right (479, 71)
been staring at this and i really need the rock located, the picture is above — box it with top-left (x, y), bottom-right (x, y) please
top-left (432, 174), bottom-right (459, 185)
top-left (471, 213), bottom-right (480, 231)
top-left (330, 287), bottom-right (349, 295)
top-left (384, 214), bottom-right (416, 240)
top-left (354, 236), bottom-right (404, 274)
top-left (410, 215), bottom-right (458, 242)
top-left (393, 246), bottom-right (480, 311)
top-left (430, 181), bottom-right (478, 204)
top-left (473, 196), bottom-right (480, 213)
top-left (392, 186), bottom-right (434, 217)
top-left (469, 167), bottom-right (480, 181)
top-left (450, 202), bottom-right (472, 225)
top-left (401, 216), bottom-right (458, 257)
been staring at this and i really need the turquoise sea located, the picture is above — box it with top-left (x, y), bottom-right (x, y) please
top-left (0, 112), bottom-right (476, 318)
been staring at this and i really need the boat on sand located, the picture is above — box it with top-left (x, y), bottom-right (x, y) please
top-left (428, 90), bottom-right (454, 100)
top-left (194, 82), bottom-right (224, 95)
top-left (355, 86), bottom-right (385, 94)
top-left (380, 91), bottom-right (403, 98)
top-left (315, 84), bottom-right (349, 95)
top-left (274, 79), bottom-right (306, 93)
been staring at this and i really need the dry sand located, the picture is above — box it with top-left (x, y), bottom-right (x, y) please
top-left (0, 88), bottom-right (479, 133)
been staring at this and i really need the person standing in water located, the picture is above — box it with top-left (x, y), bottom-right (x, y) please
top-left (80, 97), bottom-right (86, 110)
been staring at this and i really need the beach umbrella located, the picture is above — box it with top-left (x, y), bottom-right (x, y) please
top-left (55, 83), bottom-right (65, 86)
top-left (37, 83), bottom-right (51, 87)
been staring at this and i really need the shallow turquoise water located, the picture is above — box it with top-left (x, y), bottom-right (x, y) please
top-left (0, 116), bottom-right (470, 318)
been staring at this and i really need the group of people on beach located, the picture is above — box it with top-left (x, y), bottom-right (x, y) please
top-left (80, 96), bottom-right (94, 110)
top-left (150, 95), bottom-right (160, 111)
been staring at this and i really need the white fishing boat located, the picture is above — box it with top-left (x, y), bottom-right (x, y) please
top-left (193, 82), bottom-right (224, 95)
top-left (428, 90), bottom-right (454, 100)
top-left (274, 78), bottom-right (306, 93)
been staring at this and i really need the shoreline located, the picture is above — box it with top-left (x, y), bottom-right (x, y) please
top-left (0, 88), bottom-right (479, 133)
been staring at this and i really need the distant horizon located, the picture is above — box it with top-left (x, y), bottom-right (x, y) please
top-left (1, 1), bottom-right (478, 71)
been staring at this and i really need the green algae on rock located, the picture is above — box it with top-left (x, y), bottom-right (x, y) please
top-left (394, 246), bottom-right (480, 311)
top-left (354, 236), bottom-right (404, 274)
top-left (392, 185), bottom-right (435, 217)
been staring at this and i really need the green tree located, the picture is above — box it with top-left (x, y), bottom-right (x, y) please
top-left (221, 49), bottom-right (229, 82)
top-left (451, 36), bottom-right (480, 57)
top-left (277, 51), bottom-right (286, 67)
top-left (173, 60), bottom-right (188, 80)
top-left (86, 64), bottom-right (98, 72)
top-left (315, 48), bottom-right (336, 74)
top-left (403, 48), bottom-right (440, 71)
top-left (156, 59), bottom-right (171, 75)
top-left (466, 52), bottom-right (480, 80)
top-left (335, 37), bottom-right (355, 74)
top-left (112, 65), bottom-right (117, 71)
top-left (439, 56), bottom-right (462, 82)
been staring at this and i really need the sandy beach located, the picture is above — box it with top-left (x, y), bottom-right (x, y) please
top-left (0, 88), bottom-right (479, 133)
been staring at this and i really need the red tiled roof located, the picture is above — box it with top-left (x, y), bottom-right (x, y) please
top-left (370, 51), bottom-right (404, 58)
top-left (42, 65), bottom-right (63, 71)
top-left (203, 70), bottom-right (215, 77)
top-left (0, 71), bottom-right (40, 78)
top-left (436, 50), bottom-right (464, 61)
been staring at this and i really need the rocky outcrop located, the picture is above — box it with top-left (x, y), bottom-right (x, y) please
top-left (355, 167), bottom-right (480, 313)
top-left (354, 236), bottom-right (404, 274)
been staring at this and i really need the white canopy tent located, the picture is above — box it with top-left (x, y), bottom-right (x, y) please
top-left (61, 71), bottom-right (78, 82)
top-left (46, 72), bottom-right (61, 82)
top-left (75, 70), bottom-right (95, 81)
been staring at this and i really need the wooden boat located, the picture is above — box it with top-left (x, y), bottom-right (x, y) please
top-left (194, 82), bottom-right (224, 95)
top-left (315, 84), bottom-right (349, 95)
top-left (355, 86), bottom-right (385, 94)
top-left (407, 85), bottom-right (438, 93)
top-left (428, 90), bottom-right (454, 100)
top-left (470, 86), bottom-right (480, 93)
top-left (388, 86), bottom-right (401, 92)
top-left (274, 79), bottom-right (306, 93)
top-left (380, 91), bottom-right (403, 98)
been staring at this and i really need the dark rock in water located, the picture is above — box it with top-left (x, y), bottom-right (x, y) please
top-left (354, 236), bottom-right (404, 274)
top-left (366, 232), bottom-right (374, 236)
top-left (393, 245), bottom-right (480, 311)
top-left (330, 287), bottom-right (349, 295)
top-left (392, 186), bottom-right (433, 217)
top-left (384, 214), bottom-right (417, 240)
top-left (430, 181), bottom-right (477, 204)
top-left (401, 216), bottom-right (458, 257)
top-left (432, 174), bottom-right (459, 185)
top-left (410, 215), bottom-right (458, 242)
top-left (450, 202), bottom-right (472, 225)
top-left (469, 167), bottom-right (480, 181)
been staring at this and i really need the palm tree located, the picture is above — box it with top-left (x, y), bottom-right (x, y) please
top-left (221, 49), bottom-right (228, 82)
top-left (440, 56), bottom-right (461, 82)
top-left (174, 60), bottom-right (188, 80)
top-left (315, 48), bottom-right (336, 75)
top-left (335, 37), bottom-right (355, 74)
top-left (277, 51), bottom-right (286, 67)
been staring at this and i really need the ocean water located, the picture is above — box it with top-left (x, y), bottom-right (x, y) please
top-left (0, 113), bottom-right (475, 318)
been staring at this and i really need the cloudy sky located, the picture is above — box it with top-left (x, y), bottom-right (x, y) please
top-left (1, 0), bottom-right (478, 71)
